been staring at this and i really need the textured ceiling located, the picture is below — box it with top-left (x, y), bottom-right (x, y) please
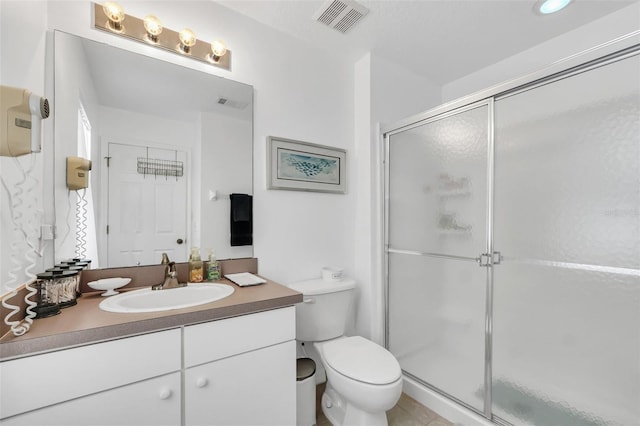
top-left (218, 0), bottom-right (637, 84)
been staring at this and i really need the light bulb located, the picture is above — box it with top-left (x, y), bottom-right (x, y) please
top-left (179, 28), bottom-right (197, 53)
top-left (535, 0), bottom-right (572, 14)
top-left (210, 40), bottom-right (227, 62)
top-left (103, 1), bottom-right (125, 31)
top-left (143, 15), bottom-right (163, 42)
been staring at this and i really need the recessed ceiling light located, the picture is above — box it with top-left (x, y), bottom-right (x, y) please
top-left (535, 0), bottom-right (572, 15)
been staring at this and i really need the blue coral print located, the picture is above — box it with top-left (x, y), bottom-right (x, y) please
top-left (277, 149), bottom-right (340, 184)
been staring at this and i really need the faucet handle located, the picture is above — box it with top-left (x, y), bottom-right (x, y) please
top-left (167, 261), bottom-right (177, 277)
top-left (161, 253), bottom-right (170, 265)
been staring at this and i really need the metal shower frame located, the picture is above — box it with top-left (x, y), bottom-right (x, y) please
top-left (381, 31), bottom-right (640, 424)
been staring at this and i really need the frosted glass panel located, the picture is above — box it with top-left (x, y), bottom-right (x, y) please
top-left (493, 54), bottom-right (640, 425)
top-left (492, 263), bottom-right (640, 426)
top-left (388, 105), bottom-right (488, 258)
top-left (388, 253), bottom-right (486, 412)
top-left (494, 56), bottom-right (640, 268)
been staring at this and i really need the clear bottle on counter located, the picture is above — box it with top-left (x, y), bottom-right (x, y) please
top-left (206, 249), bottom-right (220, 281)
top-left (188, 247), bottom-right (204, 282)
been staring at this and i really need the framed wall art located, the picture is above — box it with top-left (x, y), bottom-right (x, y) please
top-left (267, 136), bottom-right (347, 194)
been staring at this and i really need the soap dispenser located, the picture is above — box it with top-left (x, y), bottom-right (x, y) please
top-left (188, 247), bottom-right (203, 282)
top-left (206, 249), bottom-right (220, 281)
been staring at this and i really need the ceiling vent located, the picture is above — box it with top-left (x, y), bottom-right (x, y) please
top-left (313, 0), bottom-right (369, 33)
top-left (216, 97), bottom-right (248, 110)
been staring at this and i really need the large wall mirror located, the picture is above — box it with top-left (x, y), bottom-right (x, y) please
top-left (54, 31), bottom-right (253, 269)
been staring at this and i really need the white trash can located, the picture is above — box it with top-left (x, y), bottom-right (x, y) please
top-left (296, 357), bottom-right (316, 426)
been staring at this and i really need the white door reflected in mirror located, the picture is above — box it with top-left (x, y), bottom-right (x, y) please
top-left (107, 143), bottom-right (187, 267)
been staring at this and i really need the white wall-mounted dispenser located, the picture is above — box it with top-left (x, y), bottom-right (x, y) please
top-left (0, 85), bottom-right (50, 156)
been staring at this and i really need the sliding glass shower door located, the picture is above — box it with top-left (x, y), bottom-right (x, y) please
top-left (386, 46), bottom-right (639, 425)
top-left (386, 102), bottom-right (491, 413)
top-left (491, 53), bottom-right (640, 426)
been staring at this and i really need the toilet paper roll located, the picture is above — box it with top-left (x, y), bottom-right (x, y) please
top-left (322, 267), bottom-right (343, 282)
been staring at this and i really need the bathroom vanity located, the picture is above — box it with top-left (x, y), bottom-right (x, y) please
top-left (0, 277), bottom-right (301, 425)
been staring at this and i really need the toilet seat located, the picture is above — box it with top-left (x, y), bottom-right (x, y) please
top-left (322, 336), bottom-right (401, 385)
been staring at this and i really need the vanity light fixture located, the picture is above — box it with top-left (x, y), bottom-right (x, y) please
top-left (93, 2), bottom-right (231, 70)
top-left (534, 0), bottom-right (572, 15)
top-left (143, 15), bottom-right (163, 43)
top-left (102, 1), bottom-right (125, 32)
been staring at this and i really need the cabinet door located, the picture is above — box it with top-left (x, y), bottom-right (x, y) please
top-left (1, 328), bottom-right (181, 419)
top-left (2, 372), bottom-right (181, 426)
top-left (185, 340), bottom-right (296, 426)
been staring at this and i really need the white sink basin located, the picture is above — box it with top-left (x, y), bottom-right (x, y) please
top-left (99, 283), bottom-right (235, 313)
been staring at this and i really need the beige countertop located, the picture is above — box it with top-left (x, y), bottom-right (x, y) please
top-left (0, 278), bottom-right (302, 361)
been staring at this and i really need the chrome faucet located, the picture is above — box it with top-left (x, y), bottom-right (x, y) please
top-left (152, 261), bottom-right (186, 290)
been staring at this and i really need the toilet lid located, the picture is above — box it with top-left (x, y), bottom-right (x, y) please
top-left (288, 278), bottom-right (355, 295)
top-left (323, 336), bottom-right (401, 385)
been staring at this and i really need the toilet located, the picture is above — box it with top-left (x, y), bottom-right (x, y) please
top-left (288, 278), bottom-right (402, 426)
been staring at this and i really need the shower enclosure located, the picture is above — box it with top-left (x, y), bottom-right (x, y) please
top-left (384, 41), bottom-right (639, 426)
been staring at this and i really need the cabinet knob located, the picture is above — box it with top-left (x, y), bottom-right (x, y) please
top-left (195, 377), bottom-right (209, 388)
top-left (158, 388), bottom-right (173, 400)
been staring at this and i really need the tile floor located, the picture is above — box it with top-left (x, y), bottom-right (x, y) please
top-left (315, 383), bottom-right (453, 426)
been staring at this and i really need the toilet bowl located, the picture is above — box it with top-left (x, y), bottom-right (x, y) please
top-left (288, 278), bottom-right (403, 426)
top-left (315, 337), bottom-right (402, 426)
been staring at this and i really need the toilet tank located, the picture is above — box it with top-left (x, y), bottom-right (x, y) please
top-left (288, 278), bottom-right (356, 342)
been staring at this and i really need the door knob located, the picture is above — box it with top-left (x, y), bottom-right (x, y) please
top-left (196, 377), bottom-right (209, 388)
top-left (176, 238), bottom-right (184, 244)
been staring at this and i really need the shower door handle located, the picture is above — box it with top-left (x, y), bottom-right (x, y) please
top-left (478, 251), bottom-right (501, 266)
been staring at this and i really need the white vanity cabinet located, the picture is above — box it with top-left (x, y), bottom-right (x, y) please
top-left (1, 306), bottom-right (297, 426)
top-left (0, 329), bottom-right (182, 425)
top-left (184, 307), bottom-right (296, 426)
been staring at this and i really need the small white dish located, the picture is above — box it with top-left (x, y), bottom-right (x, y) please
top-left (224, 273), bottom-right (266, 287)
top-left (87, 277), bottom-right (131, 296)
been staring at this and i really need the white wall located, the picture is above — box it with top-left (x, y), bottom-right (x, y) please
top-left (370, 56), bottom-right (443, 126)
top-left (1, 1), bottom-right (357, 302)
top-left (442, 2), bottom-right (640, 102)
top-left (52, 31), bottom-right (100, 265)
top-left (354, 53), bottom-right (441, 342)
top-left (200, 111), bottom-right (253, 260)
top-left (0, 1), bottom-right (50, 293)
